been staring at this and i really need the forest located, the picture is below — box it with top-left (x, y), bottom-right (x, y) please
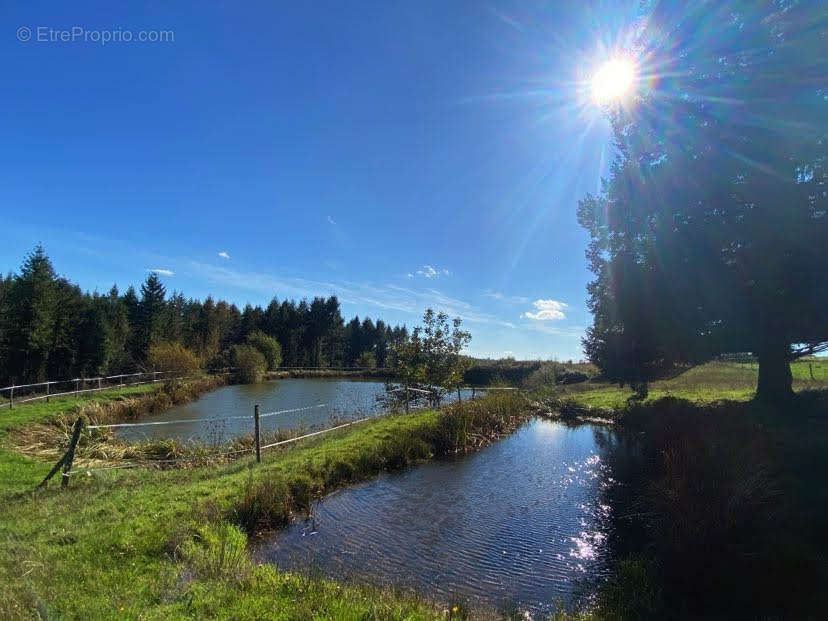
top-left (0, 246), bottom-right (408, 386)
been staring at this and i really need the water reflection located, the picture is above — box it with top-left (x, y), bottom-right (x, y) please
top-left (256, 419), bottom-right (614, 615)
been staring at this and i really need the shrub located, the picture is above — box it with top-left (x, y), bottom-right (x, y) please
top-left (232, 344), bottom-right (267, 383)
top-left (522, 363), bottom-right (560, 390)
top-left (230, 475), bottom-right (291, 533)
top-left (355, 351), bottom-right (376, 369)
top-left (245, 330), bottom-right (282, 370)
top-left (463, 360), bottom-right (542, 386)
top-left (147, 342), bottom-right (201, 376)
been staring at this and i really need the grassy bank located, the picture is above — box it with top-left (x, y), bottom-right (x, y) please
top-left (540, 359), bottom-right (827, 412)
top-left (0, 383), bottom-right (163, 496)
top-left (574, 391), bottom-right (828, 619)
top-left (4, 376), bottom-right (227, 490)
top-left (265, 369), bottom-right (395, 380)
top-left (0, 384), bottom-right (528, 619)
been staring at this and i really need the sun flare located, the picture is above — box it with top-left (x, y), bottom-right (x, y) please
top-left (591, 57), bottom-right (636, 103)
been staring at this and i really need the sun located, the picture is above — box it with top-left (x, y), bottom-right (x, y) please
top-left (591, 57), bottom-right (636, 103)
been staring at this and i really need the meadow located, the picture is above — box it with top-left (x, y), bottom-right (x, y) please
top-left (1, 360), bottom-right (826, 619)
top-left (543, 358), bottom-right (826, 411)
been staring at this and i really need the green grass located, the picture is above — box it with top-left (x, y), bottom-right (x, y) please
top-left (0, 383), bottom-right (525, 620)
top-left (0, 384), bottom-right (159, 496)
top-left (4, 362), bottom-right (825, 619)
top-left (545, 360), bottom-right (828, 411)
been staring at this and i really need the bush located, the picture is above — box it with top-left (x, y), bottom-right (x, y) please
top-left (355, 351), bottom-right (376, 369)
top-left (147, 342), bottom-right (201, 376)
top-left (245, 330), bottom-right (282, 371)
top-left (522, 363), bottom-right (560, 390)
top-left (463, 360), bottom-right (542, 386)
top-left (230, 475), bottom-right (291, 533)
top-left (232, 344), bottom-right (267, 383)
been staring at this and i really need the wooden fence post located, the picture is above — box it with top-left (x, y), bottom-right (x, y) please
top-left (61, 417), bottom-right (84, 488)
top-left (9, 384), bottom-right (13, 409)
top-left (39, 417), bottom-right (84, 489)
top-left (810, 363), bottom-right (815, 380)
top-left (254, 404), bottom-right (261, 463)
top-left (75, 379), bottom-right (80, 395)
top-left (46, 382), bottom-right (50, 403)
top-left (405, 385), bottom-right (409, 414)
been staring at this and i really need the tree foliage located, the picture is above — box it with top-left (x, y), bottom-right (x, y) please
top-left (0, 247), bottom-right (408, 385)
top-left (579, 0), bottom-right (828, 401)
top-left (245, 330), bottom-right (282, 371)
top-left (147, 342), bottom-right (202, 376)
top-left (392, 309), bottom-right (471, 406)
top-left (232, 345), bottom-right (267, 384)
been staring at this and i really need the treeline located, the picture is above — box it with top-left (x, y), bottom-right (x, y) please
top-left (0, 246), bottom-right (408, 386)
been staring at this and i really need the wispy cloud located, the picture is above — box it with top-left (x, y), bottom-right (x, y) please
top-left (414, 264), bottom-right (450, 279)
top-left (148, 268), bottom-right (174, 276)
top-left (522, 299), bottom-right (567, 321)
top-left (484, 290), bottom-right (530, 304)
top-left (218, 251), bottom-right (230, 259)
top-left (187, 261), bottom-right (513, 328)
top-left (525, 322), bottom-right (584, 337)
top-left (327, 216), bottom-right (337, 225)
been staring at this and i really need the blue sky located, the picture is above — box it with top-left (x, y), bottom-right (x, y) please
top-left (2, 1), bottom-right (638, 360)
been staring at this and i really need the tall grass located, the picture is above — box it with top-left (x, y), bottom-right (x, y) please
top-left (597, 394), bottom-right (828, 618)
top-left (8, 376), bottom-right (225, 463)
top-left (178, 521), bottom-right (251, 584)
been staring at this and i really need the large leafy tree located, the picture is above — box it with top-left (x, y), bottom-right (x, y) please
top-left (579, 0), bottom-right (827, 401)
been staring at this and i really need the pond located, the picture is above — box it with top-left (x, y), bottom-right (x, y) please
top-left (255, 419), bottom-right (614, 616)
top-left (117, 378), bottom-right (390, 443)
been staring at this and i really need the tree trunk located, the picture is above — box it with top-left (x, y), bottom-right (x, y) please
top-left (756, 344), bottom-right (793, 403)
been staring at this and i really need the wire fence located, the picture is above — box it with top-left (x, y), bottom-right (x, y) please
top-left (57, 402), bottom-right (373, 481)
top-left (0, 369), bottom-right (234, 410)
top-left (35, 379), bottom-right (520, 488)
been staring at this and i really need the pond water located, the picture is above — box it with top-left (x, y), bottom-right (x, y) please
top-left (256, 419), bottom-right (614, 616)
top-left (117, 378), bottom-right (390, 442)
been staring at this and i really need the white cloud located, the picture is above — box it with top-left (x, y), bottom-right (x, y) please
top-left (148, 268), bottom-right (174, 276)
top-left (327, 216), bottom-right (337, 225)
top-left (522, 299), bottom-right (567, 321)
top-left (406, 273), bottom-right (414, 278)
top-left (218, 251), bottom-right (230, 259)
top-left (442, 268), bottom-right (450, 276)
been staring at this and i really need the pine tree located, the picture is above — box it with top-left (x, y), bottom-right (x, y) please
top-left (137, 273), bottom-right (167, 362)
top-left (6, 246), bottom-right (59, 382)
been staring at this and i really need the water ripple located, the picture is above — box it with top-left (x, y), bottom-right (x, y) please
top-left (255, 419), bottom-right (614, 615)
